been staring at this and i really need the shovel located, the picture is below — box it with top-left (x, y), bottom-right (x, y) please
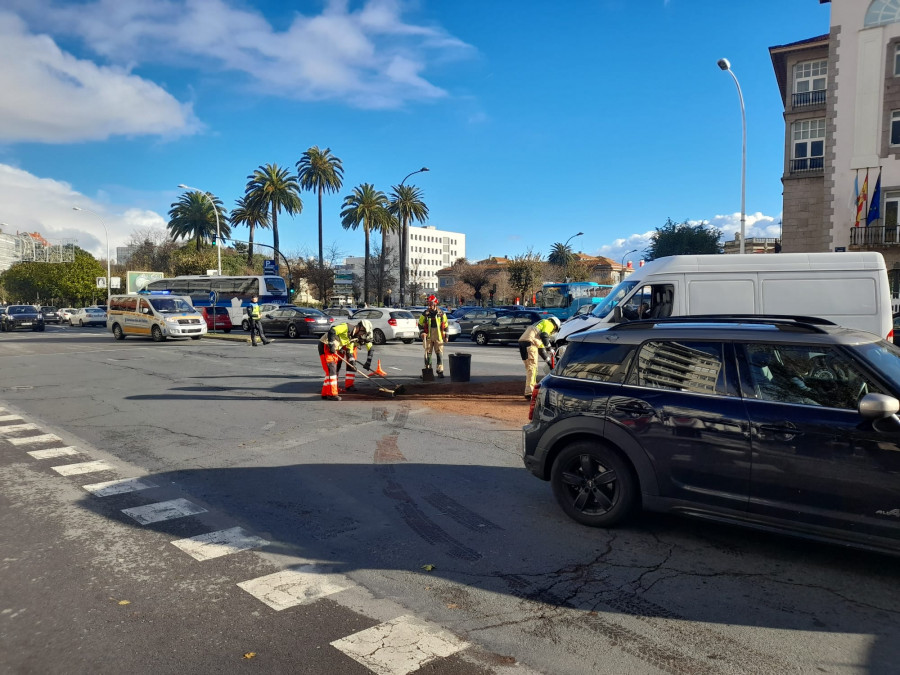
top-left (335, 354), bottom-right (406, 396)
top-left (422, 353), bottom-right (435, 381)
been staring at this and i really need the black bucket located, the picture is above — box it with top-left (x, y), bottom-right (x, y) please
top-left (449, 353), bottom-right (471, 382)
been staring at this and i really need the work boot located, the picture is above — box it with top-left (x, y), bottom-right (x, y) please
top-left (325, 395), bottom-right (342, 401)
top-left (437, 371), bottom-right (444, 378)
top-left (344, 386), bottom-right (357, 392)
top-left (524, 394), bottom-right (532, 400)
top-left (264, 339), bottom-right (273, 345)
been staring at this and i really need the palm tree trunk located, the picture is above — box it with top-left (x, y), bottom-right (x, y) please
top-left (399, 215), bottom-right (407, 306)
top-left (271, 205), bottom-right (280, 261)
top-left (364, 227), bottom-right (371, 305)
top-left (247, 222), bottom-right (255, 265)
top-left (317, 186), bottom-right (324, 302)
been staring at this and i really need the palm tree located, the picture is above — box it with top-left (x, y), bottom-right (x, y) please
top-left (388, 184), bottom-right (429, 306)
top-left (340, 184), bottom-right (395, 305)
top-left (245, 164), bottom-right (302, 261)
top-left (548, 242), bottom-right (576, 268)
top-left (230, 195), bottom-right (270, 265)
top-left (296, 146), bottom-right (344, 286)
top-left (167, 191), bottom-right (229, 252)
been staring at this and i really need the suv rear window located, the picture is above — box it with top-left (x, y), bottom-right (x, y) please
top-left (558, 342), bottom-right (636, 383)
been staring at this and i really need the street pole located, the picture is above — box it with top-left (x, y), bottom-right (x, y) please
top-left (178, 184), bottom-right (222, 275)
top-left (398, 167), bottom-right (429, 307)
top-left (621, 249), bottom-right (637, 283)
top-left (562, 231), bottom-right (583, 281)
top-left (72, 207), bottom-right (110, 303)
top-left (718, 58), bottom-right (746, 255)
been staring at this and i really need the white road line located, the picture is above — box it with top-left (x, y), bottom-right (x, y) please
top-left (237, 565), bottom-right (355, 611)
top-left (171, 527), bottom-right (269, 561)
top-left (51, 460), bottom-right (114, 476)
top-left (8, 433), bottom-right (62, 446)
top-left (331, 615), bottom-right (470, 675)
top-left (122, 499), bottom-right (207, 525)
top-left (83, 477), bottom-right (157, 497)
top-left (0, 423), bottom-right (39, 433)
top-left (0, 415), bottom-right (23, 422)
top-left (27, 447), bottom-right (80, 459)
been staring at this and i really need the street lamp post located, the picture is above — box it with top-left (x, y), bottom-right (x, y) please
top-left (178, 183), bottom-right (221, 275)
top-left (398, 167), bottom-right (429, 307)
top-left (72, 207), bottom-right (110, 302)
top-left (717, 58), bottom-right (747, 255)
top-left (562, 231), bottom-right (583, 281)
top-left (620, 248), bottom-right (637, 282)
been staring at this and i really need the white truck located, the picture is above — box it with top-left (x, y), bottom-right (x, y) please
top-left (555, 252), bottom-right (894, 345)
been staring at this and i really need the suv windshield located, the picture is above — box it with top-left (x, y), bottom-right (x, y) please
top-left (149, 297), bottom-right (195, 313)
top-left (590, 280), bottom-right (639, 319)
top-left (10, 306), bottom-right (34, 314)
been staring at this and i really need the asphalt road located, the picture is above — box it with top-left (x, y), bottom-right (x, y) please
top-left (1, 326), bottom-right (899, 675)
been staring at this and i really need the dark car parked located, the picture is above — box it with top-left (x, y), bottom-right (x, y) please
top-left (259, 305), bottom-right (333, 338)
top-left (40, 306), bottom-right (62, 324)
top-left (1, 305), bottom-right (45, 332)
top-left (454, 308), bottom-right (508, 336)
top-left (523, 315), bottom-right (900, 556)
top-left (471, 310), bottom-right (545, 345)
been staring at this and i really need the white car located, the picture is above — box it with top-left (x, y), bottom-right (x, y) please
top-left (60, 308), bottom-right (76, 323)
top-left (348, 308), bottom-right (418, 344)
top-left (70, 307), bottom-right (107, 327)
top-left (409, 309), bottom-right (460, 342)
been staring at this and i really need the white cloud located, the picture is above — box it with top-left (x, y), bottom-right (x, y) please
top-left (9, 0), bottom-right (473, 111)
top-left (0, 12), bottom-right (199, 143)
top-left (0, 164), bottom-right (166, 260)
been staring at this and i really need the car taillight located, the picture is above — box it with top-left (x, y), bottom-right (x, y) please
top-left (528, 384), bottom-right (540, 421)
top-left (889, 328), bottom-right (895, 343)
top-left (388, 318), bottom-right (397, 326)
top-left (329, 317), bottom-right (334, 322)
top-left (304, 317), bottom-right (315, 322)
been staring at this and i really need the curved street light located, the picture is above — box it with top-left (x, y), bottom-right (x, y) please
top-left (398, 167), bottom-right (430, 307)
top-left (717, 58), bottom-right (747, 255)
top-left (178, 183), bottom-right (221, 275)
top-left (620, 248), bottom-right (637, 282)
top-left (561, 232), bottom-right (583, 281)
top-left (72, 207), bottom-right (111, 301)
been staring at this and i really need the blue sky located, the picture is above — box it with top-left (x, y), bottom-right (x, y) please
top-left (0, 0), bottom-right (833, 267)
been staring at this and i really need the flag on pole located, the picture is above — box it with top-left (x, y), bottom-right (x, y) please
top-left (856, 170), bottom-right (869, 227)
top-left (867, 169), bottom-right (882, 225)
top-left (852, 171), bottom-right (860, 226)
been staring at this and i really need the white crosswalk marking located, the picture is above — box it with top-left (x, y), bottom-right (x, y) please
top-left (171, 527), bottom-right (269, 561)
top-left (237, 565), bottom-right (355, 611)
top-left (0, 415), bottom-right (23, 422)
top-left (0, 423), bottom-right (39, 433)
top-left (82, 477), bottom-right (157, 497)
top-left (8, 433), bottom-right (62, 446)
top-left (27, 447), bottom-right (80, 459)
top-left (331, 615), bottom-right (470, 675)
top-left (122, 499), bottom-right (207, 525)
top-left (51, 460), bottom-right (113, 476)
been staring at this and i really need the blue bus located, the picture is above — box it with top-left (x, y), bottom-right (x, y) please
top-left (535, 281), bottom-right (613, 321)
top-left (140, 275), bottom-right (289, 323)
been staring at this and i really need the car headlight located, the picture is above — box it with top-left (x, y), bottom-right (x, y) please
top-left (165, 317), bottom-right (180, 324)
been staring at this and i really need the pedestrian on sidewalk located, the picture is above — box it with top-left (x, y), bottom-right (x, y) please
top-left (247, 295), bottom-right (272, 346)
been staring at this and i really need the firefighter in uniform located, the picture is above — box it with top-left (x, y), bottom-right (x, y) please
top-left (418, 295), bottom-right (448, 378)
top-left (318, 320), bottom-right (374, 400)
top-left (518, 316), bottom-right (561, 398)
top-left (247, 295), bottom-right (271, 346)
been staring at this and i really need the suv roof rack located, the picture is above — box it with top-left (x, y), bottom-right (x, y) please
top-left (610, 314), bottom-right (836, 334)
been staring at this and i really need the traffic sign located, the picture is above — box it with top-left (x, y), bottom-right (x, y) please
top-left (209, 291), bottom-right (217, 305)
top-left (263, 259), bottom-right (279, 275)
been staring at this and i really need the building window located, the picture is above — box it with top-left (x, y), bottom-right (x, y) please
top-left (793, 60), bottom-right (827, 107)
top-left (866, 0), bottom-right (900, 28)
top-left (790, 119), bottom-right (825, 173)
top-left (896, 45), bottom-right (900, 76)
top-left (892, 111), bottom-right (900, 145)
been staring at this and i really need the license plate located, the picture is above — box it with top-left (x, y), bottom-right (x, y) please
top-left (21, 322), bottom-right (32, 326)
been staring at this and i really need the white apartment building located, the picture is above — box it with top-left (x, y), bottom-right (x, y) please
top-left (383, 224), bottom-right (466, 297)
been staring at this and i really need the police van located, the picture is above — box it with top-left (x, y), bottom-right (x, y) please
top-left (107, 294), bottom-right (207, 341)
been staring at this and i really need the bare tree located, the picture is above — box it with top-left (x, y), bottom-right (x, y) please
top-left (506, 248), bottom-right (544, 306)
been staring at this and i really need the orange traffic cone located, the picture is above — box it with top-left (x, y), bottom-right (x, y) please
top-left (374, 360), bottom-right (387, 377)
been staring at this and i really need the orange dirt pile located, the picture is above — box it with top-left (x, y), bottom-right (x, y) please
top-left (398, 379), bottom-right (531, 425)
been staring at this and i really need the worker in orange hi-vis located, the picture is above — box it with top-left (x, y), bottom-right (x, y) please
top-left (317, 320), bottom-right (374, 401)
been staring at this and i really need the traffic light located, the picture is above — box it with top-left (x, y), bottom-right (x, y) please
top-left (289, 285), bottom-right (295, 297)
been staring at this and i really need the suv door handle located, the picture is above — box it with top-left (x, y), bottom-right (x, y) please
top-left (613, 402), bottom-right (653, 415)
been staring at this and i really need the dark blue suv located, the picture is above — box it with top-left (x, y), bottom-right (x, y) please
top-left (0, 305), bottom-right (45, 332)
top-left (523, 316), bottom-right (900, 555)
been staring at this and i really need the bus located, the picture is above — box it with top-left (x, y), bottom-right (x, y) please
top-left (535, 281), bottom-right (612, 321)
top-left (140, 275), bottom-right (289, 325)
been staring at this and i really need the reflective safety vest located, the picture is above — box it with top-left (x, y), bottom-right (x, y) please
top-left (418, 309), bottom-right (448, 342)
top-left (519, 318), bottom-right (556, 348)
top-left (320, 322), bottom-right (353, 351)
top-left (249, 302), bottom-right (261, 320)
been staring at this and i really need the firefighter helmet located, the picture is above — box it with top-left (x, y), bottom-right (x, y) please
top-left (548, 316), bottom-right (562, 330)
top-left (357, 319), bottom-right (374, 340)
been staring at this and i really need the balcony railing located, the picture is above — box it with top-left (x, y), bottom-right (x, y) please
top-left (850, 225), bottom-right (900, 247)
top-left (792, 90), bottom-right (826, 107)
top-left (789, 157), bottom-right (824, 174)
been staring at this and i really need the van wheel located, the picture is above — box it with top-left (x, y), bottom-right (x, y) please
top-left (550, 441), bottom-right (637, 527)
top-left (373, 329), bottom-right (386, 345)
top-left (151, 325), bottom-right (165, 342)
top-left (287, 323), bottom-right (299, 339)
top-left (112, 324), bottom-right (126, 340)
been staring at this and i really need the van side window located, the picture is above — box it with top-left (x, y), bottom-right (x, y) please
top-left (621, 284), bottom-right (674, 321)
top-left (558, 342), bottom-right (636, 383)
top-left (628, 341), bottom-right (727, 395)
top-left (138, 298), bottom-right (152, 314)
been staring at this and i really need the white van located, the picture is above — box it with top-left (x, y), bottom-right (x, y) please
top-left (107, 294), bottom-right (207, 341)
top-left (556, 252), bottom-right (894, 345)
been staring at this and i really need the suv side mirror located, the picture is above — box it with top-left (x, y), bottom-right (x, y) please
top-left (613, 305), bottom-right (623, 323)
